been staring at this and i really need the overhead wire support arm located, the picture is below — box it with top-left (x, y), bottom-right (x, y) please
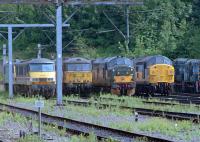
top-left (0, 0), bottom-right (143, 6)
top-left (103, 11), bottom-right (126, 39)
top-left (63, 8), bottom-right (80, 24)
top-left (0, 32), bottom-right (7, 40)
top-left (13, 29), bottom-right (25, 41)
top-left (42, 11), bottom-right (56, 24)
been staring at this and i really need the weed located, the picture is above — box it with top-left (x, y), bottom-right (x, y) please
top-left (17, 135), bottom-right (44, 142)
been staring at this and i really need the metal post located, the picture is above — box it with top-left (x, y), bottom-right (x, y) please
top-left (8, 27), bottom-right (13, 98)
top-left (37, 44), bottom-right (42, 59)
top-left (125, 5), bottom-right (130, 53)
top-left (56, 5), bottom-right (63, 105)
top-left (38, 107), bottom-right (41, 139)
top-left (2, 44), bottom-right (6, 84)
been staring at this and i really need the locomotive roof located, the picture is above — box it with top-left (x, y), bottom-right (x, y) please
top-left (63, 57), bottom-right (91, 64)
top-left (134, 55), bottom-right (172, 64)
top-left (173, 58), bottom-right (189, 64)
top-left (16, 58), bottom-right (54, 64)
top-left (92, 58), bottom-right (106, 64)
top-left (174, 58), bottom-right (188, 62)
top-left (93, 57), bottom-right (114, 64)
top-left (93, 56), bottom-right (130, 64)
top-left (186, 59), bottom-right (200, 64)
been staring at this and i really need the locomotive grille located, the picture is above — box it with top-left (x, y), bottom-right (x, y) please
top-left (39, 78), bottom-right (47, 82)
top-left (39, 78), bottom-right (48, 82)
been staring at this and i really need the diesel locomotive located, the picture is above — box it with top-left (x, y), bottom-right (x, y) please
top-left (63, 57), bottom-right (92, 95)
top-left (92, 56), bottom-right (136, 96)
top-left (4, 58), bottom-right (56, 98)
top-left (133, 55), bottom-right (174, 96)
top-left (174, 58), bottom-right (200, 93)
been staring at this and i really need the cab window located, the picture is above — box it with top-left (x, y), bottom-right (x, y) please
top-left (30, 63), bottom-right (54, 72)
top-left (66, 64), bottom-right (91, 71)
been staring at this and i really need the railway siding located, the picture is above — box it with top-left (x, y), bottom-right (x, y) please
top-left (0, 102), bottom-right (173, 142)
top-left (65, 99), bottom-right (200, 123)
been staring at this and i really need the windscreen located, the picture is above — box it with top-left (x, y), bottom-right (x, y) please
top-left (147, 56), bottom-right (172, 66)
top-left (30, 63), bottom-right (54, 72)
top-left (66, 63), bottom-right (91, 71)
top-left (108, 58), bottom-right (133, 68)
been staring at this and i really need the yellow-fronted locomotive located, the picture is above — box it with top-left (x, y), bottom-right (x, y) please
top-left (4, 58), bottom-right (56, 98)
top-left (63, 57), bottom-right (92, 95)
top-left (92, 56), bottom-right (136, 96)
top-left (133, 55), bottom-right (174, 96)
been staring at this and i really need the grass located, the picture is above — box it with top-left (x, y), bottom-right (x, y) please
top-left (109, 117), bottom-right (199, 140)
top-left (17, 135), bottom-right (44, 142)
top-left (69, 136), bottom-right (150, 142)
top-left (70, 133), bottom-right (98, 142)
top-left (61, 103), bottom-right (131, 117)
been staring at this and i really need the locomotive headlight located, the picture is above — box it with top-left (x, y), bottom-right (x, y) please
top-left (48, 78), bottom-right (53, 81)
top-left (131, 68), bottom-right (133, 71)
top-left (112, 69), bottom-right (115, 72)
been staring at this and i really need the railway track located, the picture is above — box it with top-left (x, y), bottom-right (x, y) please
top-left (96, 93), bottom-right (200, 105)
top-left (64, 99), bottom-right (200, 123)
top-left (0, 103), bottom-right (173, 142)
top-left (147, 94), bottom-right (200, 104)
top-left (97, 96), bottom-right (200, 107)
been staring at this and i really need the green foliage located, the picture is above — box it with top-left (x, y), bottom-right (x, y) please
top-left (0, 1), bottom-right (198, 59)
top-left (0, 73), bottom-right (2, 81)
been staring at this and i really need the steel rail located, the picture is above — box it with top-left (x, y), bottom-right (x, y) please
top-left (98, 95), bottom-right (200, 105)
top-left (156, 98), bottom-right (200, 105)
top-left (142, 101), bottom-right (199, 108)
top-left (65, 100), bottom-right (200, 123)
top-left (97, 96), bottom-right (200, 106)
top-left (148, 94), bottom-right (200, 105)
top-left (0, 103), bottom-right (173, 142)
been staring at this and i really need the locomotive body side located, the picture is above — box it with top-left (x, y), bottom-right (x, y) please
top-left (173, 58), bottom-right (188, 92)
top-left (183, 59), bottom-right (200, 93)
top-left (92, 58), bottom-right (111, 88)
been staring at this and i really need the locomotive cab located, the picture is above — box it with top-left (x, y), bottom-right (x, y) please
top-left (13, 58), bottom-right (56, 98)
top-left (63, 57), bottom-right (92, 95)
top-left (29, 62), bottom-right (56, 84)
top-left (134, 55), bottom-right (175, 96)
top-left (108, 57), bottom-right (136, 96)
top-left (92, 56), bottom-right (136, 96)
